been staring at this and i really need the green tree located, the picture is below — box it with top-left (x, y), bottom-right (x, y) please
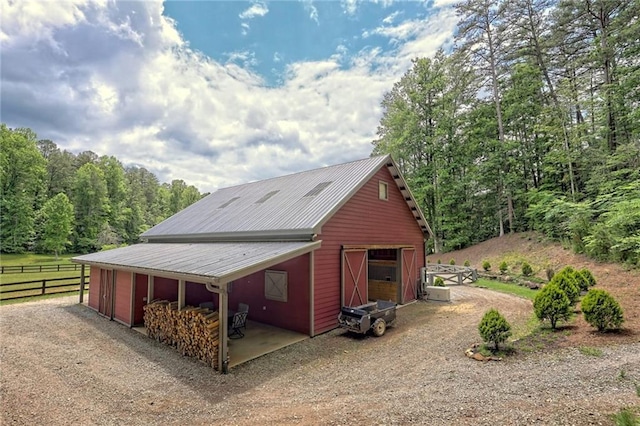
top-left (72, 163), bottom-right (109, 253)
top-left (549, 267), bottom-right (580, 305)
top-left (534, 282), bottom-right (572, 329)
top-left (39, 193), bottom-right (74, 259)
top-left (98, 156), bottom-right (129, 241)
top-left (38, 140), bottom-right (76, 199)
top-left (478, 308), bottom-right (512, 351)
top-left (581, 289), bottom-right (624, 332)
top-left (0, 125), bottom-right (46, 253)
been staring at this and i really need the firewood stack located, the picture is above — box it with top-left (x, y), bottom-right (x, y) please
top-left (143, 300), bottom-right (220, 369)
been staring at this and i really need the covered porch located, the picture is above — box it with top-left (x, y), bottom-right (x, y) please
top-left (74, 240), bottom-right (320, 372)
top-left (134, 319), bottom-right (308, 368)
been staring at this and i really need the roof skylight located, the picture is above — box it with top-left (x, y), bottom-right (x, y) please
top-left (303, 181), bottom-right (332, 197)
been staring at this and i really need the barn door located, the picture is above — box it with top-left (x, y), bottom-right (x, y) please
top-left (98, 269), bottom-right (113, 318)
top-left (341, 249), bottom-right (368, 307)
top-left (401, 248), bottom-right (417, 303)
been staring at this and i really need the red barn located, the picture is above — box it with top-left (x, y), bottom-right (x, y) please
top-left (74, 155), bottom-right (431, 370)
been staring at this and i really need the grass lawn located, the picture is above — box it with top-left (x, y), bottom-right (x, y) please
top-left (472, 278), bottom-right (539, 300)
top-left (0, 253), bottom-right (85, 302)
top-left (0, 253), bottom-right (78, 266)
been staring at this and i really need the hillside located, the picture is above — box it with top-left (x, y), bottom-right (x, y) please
top-left (436, 232), bottom-right (640, 347)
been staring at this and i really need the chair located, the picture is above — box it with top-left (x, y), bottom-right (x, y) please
top-left (228, 311), bottom-right (248, 339)
top-left (238, 303), bottom-right (249, 329)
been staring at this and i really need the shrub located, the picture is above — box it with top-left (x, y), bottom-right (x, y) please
top-left (534, 282), bottom-right (572, 329)
top-left (521, 262), bottom-right (533, 277)
top-left (546, 267), bottom-right (555, 281)
top-left (482, 260), bottom-right (491, 271)
top-left (581, 289), bottom-right (624, 332)
top-left (499, 261), bottom-right (508, 274)
top-left (437, 259), bottom-right (442, 264)
top-left (433, 277), bottom-right (445, 287)
top-left (449, 259), bottom-right (456, 265)
top-left (478, 308), bottom-right (512, 351)
top-left (578, 268), bottom-right (597, 289)
top-left (464, 260), bottom-right (470, 267)
top-left (550, 267), bottom-right (580, 305)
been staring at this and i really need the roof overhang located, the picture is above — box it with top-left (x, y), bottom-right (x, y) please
top-left (72, 241), bottom-right (321, 285)
top-left (385, 159), bottom-right (434, 238)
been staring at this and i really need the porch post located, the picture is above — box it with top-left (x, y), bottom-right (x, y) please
top-left (147, 275), bottom-right (154, 304)
top-left (79, 264), bottom-right (86, 303)
top-left (178, 279), bottom-right (186, 310)
top-left (219, 285), bottom-right (229, 373)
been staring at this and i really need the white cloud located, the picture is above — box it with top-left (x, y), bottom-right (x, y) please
top-left (302, 0), bottom-right (319, 24)
top-left (239, 1), bottom-right (269, 20)
top-left (433, 0), bottom-right (459, 8)
top-left (382, 11), bottom-right (401, 25)
top-left (0, 0), bottom-right (457, 193)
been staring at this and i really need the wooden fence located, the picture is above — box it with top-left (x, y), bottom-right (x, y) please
top-left (0, 276), bottom-right (89, 301)
top-left (421, 263), bottom-right (478, 289)
top-left (0, 264), bottom-right (81, 274)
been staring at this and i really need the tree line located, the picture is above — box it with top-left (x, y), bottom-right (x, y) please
top-left (372, 0), bottom-right (639, 265)
top-left (1, 124), bottom-right (205, 257)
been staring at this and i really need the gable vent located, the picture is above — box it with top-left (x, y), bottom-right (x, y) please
top-left (255, 190), bottom-right (280, 204)
top-left (303, 181), bottom-right (332, 197)
top-left (218, 197), bottom-right (240, 209)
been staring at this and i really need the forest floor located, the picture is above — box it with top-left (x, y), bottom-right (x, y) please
top-left (440, 231), bottom-right (640, 348)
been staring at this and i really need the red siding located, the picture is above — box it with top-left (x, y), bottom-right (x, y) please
top-left (313, 166), bottom-right (426, 334)
top-left (133, 274), bottom-right (148, 325)
top-left (228, 254), bottom-right (310, 334)
top-left (185, 282), bottom-right (215, 307)
top-left (88, 266), bottom-right (100, 310)
top-left (154, 277), bottom-right (178, 301)
top-left (114, 271), bottom-right (132, 325)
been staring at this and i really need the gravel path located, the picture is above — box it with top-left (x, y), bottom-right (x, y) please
top-left (1, 287), bottom-right (639, 425)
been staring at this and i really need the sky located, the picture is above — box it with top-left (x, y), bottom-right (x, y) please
top-left (1, 0), bottom-right (459, 193)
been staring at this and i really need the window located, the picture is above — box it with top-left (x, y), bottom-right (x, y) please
top-left (265, 270), bottom-right (287, 302)
top-left (378, 181), bottom-right (388, 200)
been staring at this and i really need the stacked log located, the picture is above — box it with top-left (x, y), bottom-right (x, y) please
top-left (143, 300), bottom-right (219, 369)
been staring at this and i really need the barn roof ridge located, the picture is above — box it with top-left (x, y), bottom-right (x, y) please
top-left (141, 154), bottom-right (431, 241)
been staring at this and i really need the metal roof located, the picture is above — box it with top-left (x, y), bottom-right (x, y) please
top-left (141, 154), bottom-right (431, 241)
top-left (73, 241), bottom-right (321, 284)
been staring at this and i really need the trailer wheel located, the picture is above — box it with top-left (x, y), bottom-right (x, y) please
top-left (372, 318), bottom-right (386, 337)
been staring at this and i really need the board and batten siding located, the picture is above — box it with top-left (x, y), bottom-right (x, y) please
top-left (114, 271), bottom-right (132, 325)
top-left (313, 166), bottom-right (426, 334)
top-left (88, 266), bottom-right (101, 311)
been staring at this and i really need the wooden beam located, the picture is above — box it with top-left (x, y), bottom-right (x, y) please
top-left (147, 275), bottom-right (154, 304)
top-left (342, 244), bottom-right (414, 250)
top-left (219, 287), bottom-right (229, 373)
top-left (79, 264), bottom-right (86, 304)
top-left (178, 279), bottom-right (185, 310)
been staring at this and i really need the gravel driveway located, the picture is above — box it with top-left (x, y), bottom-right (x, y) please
top-left (1, 287), bottom-right (638, 425)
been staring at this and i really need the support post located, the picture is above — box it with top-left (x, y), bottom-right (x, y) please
top-left (219, 286), bottom-right (229, 373)
top-left (147, 275), bottom-right (154, 304)
top-left (79, 264), bottom-right (86, 303)
top-left (178, 279), bottom-right (185, 310)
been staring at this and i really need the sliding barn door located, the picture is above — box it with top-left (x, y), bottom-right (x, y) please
top-left (341, 249), bottom-right (368, 307)
top-left (98, 269), bottom-right (113, 318)
top-left (401, 248), bottom-right (417, 303)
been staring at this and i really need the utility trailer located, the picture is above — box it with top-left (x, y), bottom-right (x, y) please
top-left (337, 300), bottom-right (397, 337)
